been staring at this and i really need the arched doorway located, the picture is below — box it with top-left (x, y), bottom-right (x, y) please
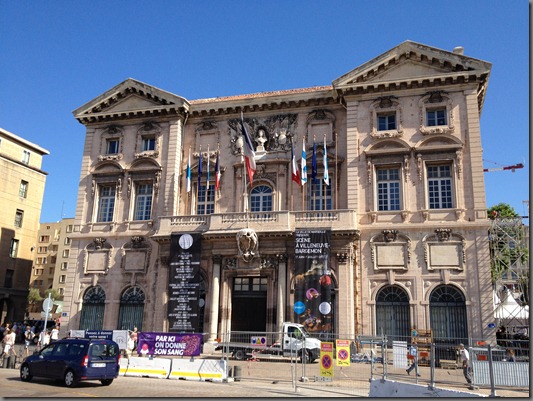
top-left (117, 287), bottom-right (145, 331)
top-left (375, 285), bottom-right (410, 341)
top-left (430, 285), bottom-right (468, 363)
top-left (79, 286), bottom-right (106, 330)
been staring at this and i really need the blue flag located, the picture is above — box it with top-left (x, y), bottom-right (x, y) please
top-left (311, 139), bottom-right (317, 184)
top-left (197, 150), bottom-right (203, 189)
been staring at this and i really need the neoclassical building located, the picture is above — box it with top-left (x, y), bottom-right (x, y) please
top-left (61, 41), bottom-right (494, 347)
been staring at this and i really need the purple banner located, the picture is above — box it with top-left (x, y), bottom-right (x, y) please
top-left (137, 332), bottom-right (202, 357)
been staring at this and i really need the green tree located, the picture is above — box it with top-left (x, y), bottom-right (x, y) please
top-left (44, 288), bottom-right (63, 301)
top-left (27, 287), bottom-right (43, 305)
top-left (488, 203), bottom-right (519, 219)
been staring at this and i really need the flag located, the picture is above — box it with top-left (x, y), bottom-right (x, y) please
top-left (215, 150), bottom-right (221, 190)
top-left (206, 146), bottom-right (210, 190)
top-left (241, 114), bottom-right (256, 184)
top-left (186, 148), bottom-right (191, 193)
top-left (323, 136), bottom-right (330, 186)
top-left (197, 149), bottom-right (203, 189)
top-left (311, 138), bottom-right (318, 184)
top-left (291, 143), bottom-right (301, 186)
top-left (301, 137), bottom-right (307, 186)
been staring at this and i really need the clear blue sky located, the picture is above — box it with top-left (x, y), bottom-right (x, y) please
top-left (0, 0), bottom-right (529, 223)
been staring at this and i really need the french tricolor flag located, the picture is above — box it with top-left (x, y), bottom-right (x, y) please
top-left (241, 114), bottom-right (256, 184)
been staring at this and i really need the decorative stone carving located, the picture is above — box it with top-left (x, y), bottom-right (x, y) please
top-left (435, 228), bottom-right (451, 241)
top-left (260, 256), bottom-right (278, 269)
top-left (237, 228), bottom-right (259, 263)
top-left (93, 237), bottom-right (108, 250)
top-left (422, 229), bottom-right (466, 270)
top-left (121, 236), bottom-right (151, 273)
top-left (336, 253), bottom-right (348, 263)
top-left (223, 258), bottom-right (237, 270)
top-left (369, 230), bottom-right (411, 270)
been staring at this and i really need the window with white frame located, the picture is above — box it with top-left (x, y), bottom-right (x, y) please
top-left (61, 262), bottom-right (68, 270)
top-left (141, 136), bottom-right (156, 152)
top-left (196, 184), bottom-right (215, 215)
top-left (62, 249), bottom-right (70, 258)
top-left (14, 209), bottom-right (24, 228)
top-left (59, 275), bottom-right (66, 284)
top-left (134, 183), bottom-right (153, 221)
top-left (309, 180), bottom-right (332, 211)
top-left (66, 224), bottom-right (73, 233)
top-left (22, 150), bottom-right (30, 164)
top-left (97, 185), bottom-right (116, 222)
top-left (19, 180), bottom-right (28, 198)
top-left (106, 138), bottom-right (120, 155)
top-left (38, 246), bottom-right (47, 253)
top-left (39, 235), bottom-right (50, 243)
top-left (64, 237), bottom-right (71, 245)
top-left (376, 167), bottom-right (401, 211)
top-left (427, 164), bottom-right (453, 209)
top-left (9, 239), bottom-right (19, 258)
top-left (34, 268), bottom-right (43, 275)
top-left (250, 185), bottom-right (273, 212)
top-left (426, 108), bottom-right (447, 126)
top-left (59, 288), bottom-right (65, 296)
top-left (377, 112), bottom-right (397, 131)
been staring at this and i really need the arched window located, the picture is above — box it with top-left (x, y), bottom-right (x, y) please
top-left (375, 285), bottom-right (410, 341)
top-left (430, 285), bottom-right (467, 341)
top-left (118, 287), bottom-right (145, 331)
top-left (250, 185), bottom-right (272, 212)
top-left (79, 286), bottom-right (106, 330)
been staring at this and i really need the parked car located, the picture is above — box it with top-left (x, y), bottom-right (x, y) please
top-left (20, 338), bottom-right (120, 387)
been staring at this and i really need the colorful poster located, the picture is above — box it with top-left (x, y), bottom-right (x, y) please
top-left (293, 230), bottom-right (333, 336)
top-left (168, 233), bottom-right (202, 332)
top-left (137, 332), bottom-right (202, 357)
top-left (336, 339), bottom-right (351, 366)
top-left (320, 341), bottom-right (334, 379)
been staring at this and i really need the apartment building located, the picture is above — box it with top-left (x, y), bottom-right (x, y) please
top-left (61, 41), bottom-right (495, 347)
top-left (0, 127), bottom-right (49, 324)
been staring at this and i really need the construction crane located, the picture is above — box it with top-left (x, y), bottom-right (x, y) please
top-left (483, 162), bottom-right (524, 173)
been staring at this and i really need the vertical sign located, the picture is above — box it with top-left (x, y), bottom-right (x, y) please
top-left (320, 341), bottom-right (334, 379)
top-left (293, 230), bottom-right (332, 336)
top-left (168, 233), bottom-right (202, 332)
top-left (336, 339), bottom-right (351, 367)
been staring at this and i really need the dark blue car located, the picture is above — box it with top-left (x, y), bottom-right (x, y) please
top-left (20, 338), bottom-right (120, 387)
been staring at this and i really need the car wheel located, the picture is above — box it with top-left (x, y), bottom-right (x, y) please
top-left (64, 369), bottom-right (78, 387)
top-left (20, 364), bottom-right (33, 382)
top-left (233, 349), bottom-right (246, 360)
top-left (100, 379), bottom-right (114, 386)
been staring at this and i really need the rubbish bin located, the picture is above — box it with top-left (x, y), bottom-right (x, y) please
top-left (233, 365), bottom-right (241, 381)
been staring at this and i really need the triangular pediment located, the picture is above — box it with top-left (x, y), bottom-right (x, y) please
top-left (333, 40), bottom-right (491, 89)
top-left (73, 78), bottom-right (190, 124)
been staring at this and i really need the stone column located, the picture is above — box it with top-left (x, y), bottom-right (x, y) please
top-left (276, 254), bottom-right (288, 332)
top-left (207, 255), bottom-right (221, 342)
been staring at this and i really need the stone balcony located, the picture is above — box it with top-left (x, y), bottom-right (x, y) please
top-left (153, 209), bottom-right (357, 239)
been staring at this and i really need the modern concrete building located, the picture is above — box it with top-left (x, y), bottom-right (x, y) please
top-left (61, 41), bottom-right (495, 348)
top-left (0, 127), bottom-right (49, 324)
top-left (27, 218), bottom-right (75, 319)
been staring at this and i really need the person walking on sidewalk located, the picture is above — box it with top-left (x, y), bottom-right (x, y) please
top-left (406, 341), bottom-right (421, 377)
top-left (2, 329), bottom-right (17, 358)
top-left (459, 343), bottom-right (473, 385)
top-left (24, 326), bottom-right (34, 357)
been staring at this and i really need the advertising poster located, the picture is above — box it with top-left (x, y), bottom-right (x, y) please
top-left (336, 339), bottom-right (351, 367)
top-left (137, 332), bottom-right (202, 357)
top-left (293, 229), bottom-right (333, 336)
top-left (320, 341), bottom-right (334, 379)
top-left (168, 233), bottom-right (202, 332)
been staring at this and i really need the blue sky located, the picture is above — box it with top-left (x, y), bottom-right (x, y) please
top-left (0, 0), bottom-right (529, 223)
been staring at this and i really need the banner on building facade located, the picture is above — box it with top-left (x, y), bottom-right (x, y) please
top-left (137, 332), bottom-right (202, 356)
top-left (293, 229), bottom-right (333, 336)
top-left (168, 233), bottom-right (202, 332)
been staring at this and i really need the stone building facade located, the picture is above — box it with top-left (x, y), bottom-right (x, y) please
top-left (61, 41), bottom-right (495, 346)
top-left (0, 127), bottom-right (49, 324)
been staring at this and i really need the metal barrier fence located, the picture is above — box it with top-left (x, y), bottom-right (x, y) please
top-left (216, 331), bottom-right (529, 397)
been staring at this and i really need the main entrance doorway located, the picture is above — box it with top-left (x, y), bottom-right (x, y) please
top-left (231, 277), bottom-right (267, 332)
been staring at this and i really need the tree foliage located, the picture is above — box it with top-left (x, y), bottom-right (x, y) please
top-left (45, 288), bottom-right (63, 301)
top-left (27, 287), bottom-right (43, 304)
top-left (488, 203), bottom-right (519, 219)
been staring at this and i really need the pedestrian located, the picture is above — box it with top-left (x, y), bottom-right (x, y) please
top-left (459, 343), bottom-right (473, 385)
top-left (406, 341), bottom-right (421, 377)
top-left (506, 348), bottom-right (515, 362)
top-left (50, 325), bottom-right (59, 343)
top-left (37, 330), bottom-right (50, 351)
top-left (24, 325), bottom-right (35, 357)
top-left (2, 329), bottom-right (17, 358)
top-left (125, 333), bottom-right (135, 359)
top-left (131, 327), bottom-right (138, 351)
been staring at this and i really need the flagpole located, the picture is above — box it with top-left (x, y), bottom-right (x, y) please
top-left (312, 135), bottom-right (316, 212)
top-left (323, 134), bottom-right (326, 211)
top-left (335, 131), bottom-right (338, 210)
top-left (186, 146), bottom-right (191, 214)
top-left (196, 145), bottom-right (201, 214)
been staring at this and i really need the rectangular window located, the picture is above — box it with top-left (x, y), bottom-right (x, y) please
top-left (377, 168), bottom-right (401, 211)
top-left (34, 268), bottom-right (43, 275)
top-left (19, 180), bottom-right (28, 198)
top-left (106, 139), bottom-right (120, 154)
top-left (61, 262), bottom-right (68, 270)
top-left (378, 113), bottom-right (396, 131)
top-left (196, 184), bottom-right (215, 215)
top-left (426, 108), bottom-right (447, 126)
top-left (66, 225), bottom-right (73, 233)
top-left (14, 209), bottom-right (24, 228)
top-left (134, 183), bottom-right (153, 220)
top-left (22, 150), bottom-right (30, 164)
top-left (309, 180), bottom-right (332, 211)
top-left (141, 136), bottom-right (156, 151)
top-left (59, 288), bottom-right (65, 296)
top-left (60, 274), bottom-right (67, 283)
top-left (39, 235), bottom-right (50, 243)
top-left (64, 237), bottom-right (71, 245)
top-left (38, 246), bottom-right (47, 253)
top-left (97, 185), bottom-right (116, 222)
top-left (62, 249), bottom-right (70, 258)
top-left (427, 164), bottom-right (453, 209)
top-left (233, 277), bottom-right (267, 292)
top-left (9, 239), bottom-right (19, 258)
